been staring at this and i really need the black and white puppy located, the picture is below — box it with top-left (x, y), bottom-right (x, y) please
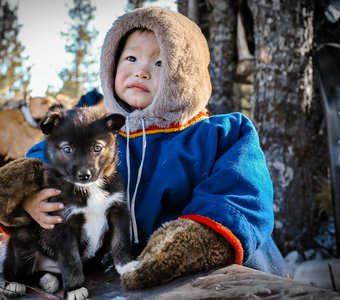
top-left (3, 107), bottom-right (136, 299)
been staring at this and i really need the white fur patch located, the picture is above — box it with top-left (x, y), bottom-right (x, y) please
top-left (4, 282), bottom-right (26, 296)
top-left (67, 287), bottom-right (88, 300)
top-left (39, 273), bottom-right (59, 293)
top-left (115, 260), bottom-right (140, 275)
top-left (61, 181), bottom-right (125, 259)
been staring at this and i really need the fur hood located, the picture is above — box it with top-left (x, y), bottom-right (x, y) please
top-left (100, 6), bottom-right (211, 131)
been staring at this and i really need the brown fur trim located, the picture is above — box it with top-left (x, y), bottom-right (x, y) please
top-left (121, 218), bottom-right (234, 290)
top-left (0, 158), bottom-right (45, 227)
top-left (101, 6), bottom-right (211, 132)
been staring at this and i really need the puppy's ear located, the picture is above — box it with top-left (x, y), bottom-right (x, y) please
top-left (40, 111), bottom-right (63, 135)
top-left (105, 114), bottom-right (126, 132)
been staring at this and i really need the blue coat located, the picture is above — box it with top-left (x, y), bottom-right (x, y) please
top-left (27, 112), bottom-right (287, 276)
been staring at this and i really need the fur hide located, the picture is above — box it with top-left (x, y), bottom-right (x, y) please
top-left (121, 218), bottom-right (234, 289)
top-left (0, 158), bottom-right (45, 227)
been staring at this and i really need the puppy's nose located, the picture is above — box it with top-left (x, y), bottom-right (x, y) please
top-left (77, 170), bottom-right (92, 182)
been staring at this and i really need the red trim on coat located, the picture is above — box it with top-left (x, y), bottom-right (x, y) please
top-left (180, 214), bottom-right (244, 265)
top-left (0, 223), bottom-right (10, 236)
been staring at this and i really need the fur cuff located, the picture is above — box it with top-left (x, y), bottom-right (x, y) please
top-left (121, 218), bottom-right (234, 290)
top-left (0, 158), bottom-right (45, 227)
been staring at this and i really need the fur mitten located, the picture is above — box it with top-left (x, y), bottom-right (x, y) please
top-left (0, 158), bottom-right (45, 227)
top-left (121, 218), bottom-right (235, 290)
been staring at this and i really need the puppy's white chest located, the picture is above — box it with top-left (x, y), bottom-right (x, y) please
top-left (82, 190), bottom-right (109, 258)
top-left (65, 184), bottom-right (124, 259)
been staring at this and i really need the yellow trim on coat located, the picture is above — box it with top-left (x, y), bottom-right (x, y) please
top-left (119, 113), bottom-right (209, 138)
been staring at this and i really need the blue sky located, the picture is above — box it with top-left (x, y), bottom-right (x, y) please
top-left (9, 0), bottom-right (176, 97)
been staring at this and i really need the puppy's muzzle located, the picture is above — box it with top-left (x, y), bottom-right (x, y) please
top-left (77, 169), bottom-right (92, 182)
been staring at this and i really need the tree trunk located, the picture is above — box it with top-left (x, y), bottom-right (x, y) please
top-left (178, 0), bottom-right (188, 16)
top-left (178, 0), bottom-right (238, 114)
top-left (249, 0), bottom-right (324, 255)
top-left (207, 0), bottom-right (238, 114)
top-left (129, 0), bottom-right (144, 9)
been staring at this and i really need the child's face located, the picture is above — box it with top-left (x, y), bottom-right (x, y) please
top-left (115, 30), bottom-right (161, 110)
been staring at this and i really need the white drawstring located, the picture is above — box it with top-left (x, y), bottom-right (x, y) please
top-left (125, 116), bottom-right (132, 240)
top-left (125, 116), bottom-right (147, 244)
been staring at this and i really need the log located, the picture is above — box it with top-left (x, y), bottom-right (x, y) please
top-left (1, 264), bottom-right (339, 299)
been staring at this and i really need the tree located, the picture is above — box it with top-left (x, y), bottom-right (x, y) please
top-left (179, 0), bottom-right (239, 114)
top-left (0, 0), bottom-right (30, 104)
top-left (207, 1), bottom-right (238, 114)
top-left (128, 0), bottom-right (144, 9)
top-left (58, 0), bottom-right (98, 99)
top-left (127, 0), bottom-right (162, 10)
top-left (248, 0), bottom-right (318, 254)
top-left (248, 0), bottom-right (340, 256)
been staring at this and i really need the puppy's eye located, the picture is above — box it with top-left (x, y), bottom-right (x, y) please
top-left (93, 145), bottom-right (102, 153)
top-left (62, 146), bottom-right (72, 154)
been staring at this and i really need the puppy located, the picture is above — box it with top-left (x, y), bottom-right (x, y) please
top-left (2, 107), bottom-right (135, 299)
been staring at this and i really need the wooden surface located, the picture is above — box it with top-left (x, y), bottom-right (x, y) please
top-left (1, 264), bottom-right (340, 299)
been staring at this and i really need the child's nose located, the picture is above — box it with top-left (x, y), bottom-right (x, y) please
top-left (135, 69), bottom-right (150, 79)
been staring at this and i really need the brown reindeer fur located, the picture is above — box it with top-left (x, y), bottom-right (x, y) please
top-left (0, 110), bottom-right (43, 162)
top-left (0, 158), bottom-right (45, 227)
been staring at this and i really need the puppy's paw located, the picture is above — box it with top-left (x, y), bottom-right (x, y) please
top-left (66, 287), bottom-right (88, 300)
top-left (116, 260), bottom-right (140, 275)
top-left (3, 282), bottom-right (26, 296)
top-left (39, 273), bottom-right (59, 293)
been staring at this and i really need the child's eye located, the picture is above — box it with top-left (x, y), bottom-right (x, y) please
top-left (126, 56), bottom-right (136, 62)
top-left (155, 60), bottom-right (162, 67)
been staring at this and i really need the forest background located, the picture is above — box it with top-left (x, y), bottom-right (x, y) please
top-left (1, 0), bottom-right (340, 266)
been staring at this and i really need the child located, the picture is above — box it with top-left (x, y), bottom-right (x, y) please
top-left (0, 6), bottom-right (287, 289)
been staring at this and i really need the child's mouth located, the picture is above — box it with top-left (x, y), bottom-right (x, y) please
top-left (129, 83), bottom-right (149, 92)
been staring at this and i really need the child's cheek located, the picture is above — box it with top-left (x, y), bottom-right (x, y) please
top-left (114, 74), bottom-right (124, 97)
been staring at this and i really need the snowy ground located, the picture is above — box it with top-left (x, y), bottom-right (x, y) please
top-left (285, 250), bottom-right (340, 291)
top-left (284, 220), bottom-right (339, 292)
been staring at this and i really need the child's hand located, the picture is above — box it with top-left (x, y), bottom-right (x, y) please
top-left (22, 189), bottom-right (64, 229)
top-left (121, 218), bottom-right (235, 290)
